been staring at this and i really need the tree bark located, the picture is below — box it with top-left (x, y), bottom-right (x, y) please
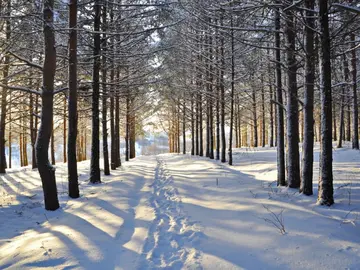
top-left (268, 53), bottom-right (274, 148)
top-left (301, 0), bottom-right (315, 195)
top-left (252, 87), bottom-right (258, 148)
top-left (125, 90), bottom-right (130, 161)
top-left (36, 0), bottom-right (60, 210)
top-left (63, 98), bottom-right (67, 163)
top-left (237, 103), bottom-right (241, 147)
top-left (318, 0), bottom-right (334, 206)
top-left (333, 103), bottom-right (337, 141)
top-left (67, 0), bottom-right (80, 198)
top-left (350, 32), bottom-right (359, 149)
top-left (110, 94), bottom-right (116, 169)
top-left (0, 0), bottom-right (10, 173)
top-left (346, 97), bottom-right (351, 141)
top-left (191, 93), bottom-right (195, 155)
top-left (337, 54), bottom-right (347, 148)
top-left (130, 120), bottom-right (136, 158)
top-left (51, 124), bottom-right (55, 165)
top-left (285, 5), bottom-right (300, 188)
top-left (109, 6), bottom-right (116, 170)
top-left (102, 2), bottom-right (110, 175)
top-left (177, 102), bottom-right (180, 154)
top-left (20, 132), bottom-right (23, 167)
top-left (183, 98), bottom-right (186, 154)
top-left (228, 22), bottom-right (235, 165)
top-left (220, 17), bottom-right (226, 162)
top-left (275, 3), bottom-right (286, 186)
top-left (195, 91), bottom-right (199, 155)
top-left (261, 79), bottom-right (266, 147)
top-left (8, 99), bottom-right (11, 169)
top-left (115, 93), bottom-right (121, 167)
top-left (90, 0), bottom-right (101, 183)
top-left (199, 91), bottom-right (204, 157)
top-left (209, 31), bottom-right (214, 160)
top-left (23, 117), bottom-right (28, 166)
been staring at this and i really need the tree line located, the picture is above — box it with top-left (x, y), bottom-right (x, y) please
top-left (0, 0), bottom-right (359, 210)
top-left (0, 0), bottom-right (167, 210)
top-left (156, 0), bottom-right (359, 207)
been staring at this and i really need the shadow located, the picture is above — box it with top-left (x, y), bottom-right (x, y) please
top-left (157, 151), bottom-right (360, 269)
top-left (0, 158), bottom-right (156, 269)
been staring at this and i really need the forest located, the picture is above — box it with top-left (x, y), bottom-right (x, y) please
top-left (0, 0), bottom-right (360, 269)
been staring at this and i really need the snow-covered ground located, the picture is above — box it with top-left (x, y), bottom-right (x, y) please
top-left (1, 143), bottom-right (360, 269)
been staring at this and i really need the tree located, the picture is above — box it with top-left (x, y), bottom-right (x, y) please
top-left (275, 2), bottom-right (286, 186)
top-left (101, 1), bottom-right (110, 175)
top-left (90, 0), bottom-right (101, 184)
top-left (301, 0), bottom-right (316, 196)
top-left (0, 0), bottom-right (10, 173)
top-left (68, 0), bottom-right (80, 198)
top-left (284, 2), bottom-right (300, 188)
top-left (36, 0), bottom-right (60, 211)
top-left (317, 0), bottom-right (334, 206)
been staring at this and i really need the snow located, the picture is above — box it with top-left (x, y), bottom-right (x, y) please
top-left (1, 143), bottom-right (360, 269)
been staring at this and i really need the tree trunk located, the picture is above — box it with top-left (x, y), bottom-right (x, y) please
top-left (195, 92), bottom-right (199, 155)
top-left (228, 22), bottom-right (235, 165)
top-left (102, 2), bottom-right (110, 175)
top-left (261, 80), bottom-right (266, 147)
top-left (183, 98), bottom-right (186, 154)
top-left (51, 125), bottom-right (55, 165)
top-left (333, 102), bottom-right (337, 141)
top-left (220, 17), bottom-right (226, 162)
top-left (317, 0), bottom-right (334, 206)
top-left (252, 87), bottom-right (258, 148)
top-left (269, 57), bottom-right (274, 147)
top-left (350, 32), bottom-right (359, 149)
top-left (238, 104), bottom-right (241, 147)
top-left (84, 130), bottom-right (87, 160)
top-left (8, 94), bottom-right (11, 169)
top-left (191, 93), bottom-right (195, 155)
top-left (29, 94), bottom-right (36, 169)
top-left (301, 0), bottom-right (315, 196)
top-left (130, 108), bottom-right (136, 159)
top-left (110, 95), bottom-right (116, 169)
top-left (209, 33), bottom-right (214, 160)
top-left (125, 91), bottom-right (130, 161)
top-left (109, 6), bottom-right (116, 170)
top-left (90, 0), bottom-right (101, 183)
top-left (235, 108), bottom-right (239, 148)
top-left (115, 94), bottom-right (121, 167)
top-left (0, 0), bottom-right (10, 173)
top-left (67, 0), bottom-right (80, 198)
top-left (199, 92), bottom-right (204, 156)
top-left (216, 31), bottom-right (221, 159)
top-left (346, 98), bottom-right (351, 141)
top-left (275, 3), bottom-right (286, 186)
top-left (285, 6), bottom-right (300, 188)
top-left (177, 103), bottom-right (180, 154)
top-left (20, 133), bottom-right (23, 167)
top-left (63, 98), bottom-right (67, 163)
top-left (337, 54), bottom-right (347, 148)
top-left (36, 0), bottom-right (60, 210)
top-left (23, 119), bottom-right (28, 166)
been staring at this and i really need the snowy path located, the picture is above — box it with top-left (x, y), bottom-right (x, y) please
top-left (1, 145), bottom-right (360, 269)
top-left (140, 157), bottom-right (202, 269)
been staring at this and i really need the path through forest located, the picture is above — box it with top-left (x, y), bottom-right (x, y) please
top-left (1, 145), bottom-right (360, 269)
